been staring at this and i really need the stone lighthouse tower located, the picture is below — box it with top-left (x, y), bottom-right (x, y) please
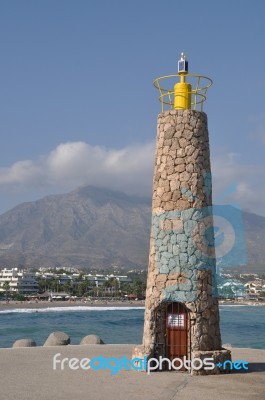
top-left (133, 54), bottom-right (231, 374)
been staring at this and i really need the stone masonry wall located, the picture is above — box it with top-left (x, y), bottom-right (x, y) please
top-left (142, 109), bottom-right (223, 360)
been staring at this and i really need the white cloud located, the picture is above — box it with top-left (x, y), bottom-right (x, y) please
top-left (212, 152), bottom-right (265, 216)
top-left (0, 141), bottom-right (155, 196)
top-left (0, 141), bottom-right (265, 217)
top-left (0, 160), bottom-right (44, 186)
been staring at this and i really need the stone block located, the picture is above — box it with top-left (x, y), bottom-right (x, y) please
top-left (191, 349), bottom-right (232, 375)
top-left (160, 265), bottom-right (169, 274)
top-left (80, 335), bottom-right (104, 345)
top-left (12, 339), bottom-right (36, 348)
top-left (175, 164), bottom-right (185, 172)
top-left (179, 241), bottom-right (188, 252)
top-left (43, 331), bottom-right (70, 347)
top-left (184, 220), bottom-right (196, 236)
top-left (179, 252), bottom-right (188, 263)
top-left (179, 171), bottom-right (191, 182)
top-left (170, 234), bottom-right (177, 244)
top-left (177, 233), bottom-right (187, 242)
top-left (164, 126), bottom-right (175, 139)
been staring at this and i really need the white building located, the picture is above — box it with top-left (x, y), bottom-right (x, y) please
top-left (244, 281), bottom-right (264, 294)
top-left (84, 274), bottom-right (132, 287)
top-left (107, 274), bottom-right (132, 287)
top-left (0, 268), bottom-right (39, 294)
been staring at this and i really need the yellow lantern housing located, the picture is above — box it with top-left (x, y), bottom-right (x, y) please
top-left (174, 80), bottom-right (192, 110)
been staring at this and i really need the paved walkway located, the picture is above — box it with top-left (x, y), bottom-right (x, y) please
top-left (1, 345), bottom-right (264, 400)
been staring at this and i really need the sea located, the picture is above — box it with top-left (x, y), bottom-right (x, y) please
top-left (0, 305), bottom-right (264, 349)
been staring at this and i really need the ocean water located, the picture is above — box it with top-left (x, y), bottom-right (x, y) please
top-left (0, 305), bottom-right (264, 349)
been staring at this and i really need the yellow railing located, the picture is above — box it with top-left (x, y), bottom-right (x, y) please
top-left (153, 74), bottom-right (213, 112)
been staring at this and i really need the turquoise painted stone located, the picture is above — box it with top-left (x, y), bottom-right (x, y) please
top-left (177, 233), bottom-right (187, 242)
top-left (179, 252), bottom-right (188, 263)
top-left (181, 208), bottom-right (195, 220)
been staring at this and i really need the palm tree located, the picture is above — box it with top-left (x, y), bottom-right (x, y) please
top-left (38, 278), bottom-right (47, 292)
top-left (50, 278), bottom-right (60, 292)
top-left (103, 277), bottom-right (120, 297)
top-left (102, 280), bottom-right (112, 296)
top-left (63, 281), bottom-right (72, 294)
top-left (76, 281), bottom-right (88, 297)
top-left (132, 279), bottom-right (146, 299)
top-left (120, 282), bottom-right (132, 297)
top-left (2, 282), bottom-right (10, 301)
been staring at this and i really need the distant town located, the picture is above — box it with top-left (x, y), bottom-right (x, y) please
top-left (0, 266), bottom-right (265, 303)
top-left (0, 266), bottom-right (147, 302)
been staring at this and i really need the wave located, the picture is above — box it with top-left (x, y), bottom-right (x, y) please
top-left (0, 304), bottom-right (256, 314)
top-left (219, 304), bottom-right (254, 307)
top-left (0, 306), bottom-right (145, 315)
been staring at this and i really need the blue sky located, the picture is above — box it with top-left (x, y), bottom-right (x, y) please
top-left (0, 0), bottom-right (265, 215)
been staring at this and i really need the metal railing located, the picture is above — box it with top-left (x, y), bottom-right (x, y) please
top-left (153, 73), bottom-right (213, 112)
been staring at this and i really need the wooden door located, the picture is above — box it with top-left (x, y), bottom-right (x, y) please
top-left (166, 302), bottom-right (188, 370)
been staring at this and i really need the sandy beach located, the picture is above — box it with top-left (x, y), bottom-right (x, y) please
top-left (0, 298), bottom-right (264, 312)
top-left (1, 345), bottom-right (264, 400)
top-left (0, 299), bottom-right (145, 311)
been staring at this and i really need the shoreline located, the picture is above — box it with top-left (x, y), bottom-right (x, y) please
top-left (219, 300), bottom-right (265, 307)
top-left (0, 298), bottom-right (264, 311)
top-left (0, 299), bottom-right (145, 311)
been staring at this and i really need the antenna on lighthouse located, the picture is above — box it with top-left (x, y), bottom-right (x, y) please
top-left (174, 52), bottom-right (191, 109)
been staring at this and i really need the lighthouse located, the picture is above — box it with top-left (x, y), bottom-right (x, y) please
top-left (133, 53), bottom-right (231, 374)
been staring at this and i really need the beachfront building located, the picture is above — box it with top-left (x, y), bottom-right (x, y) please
top-left (0, 268), bottom-right (39, 294)
top-left (244, 280), bottom-right (265, 295)
top-left (34, 269), bottom-right (132, 294)
top-left (106, 274), bottom-right (132, 287)
top-left (84, 274), bottom-right (132, 287)
top-left (218, 280), bottom-right (246, 299)
top-left (84, 274), bottom-right (105, 287)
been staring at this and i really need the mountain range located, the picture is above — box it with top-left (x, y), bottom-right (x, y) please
top-left (0, 185), bottom-right (264, 271)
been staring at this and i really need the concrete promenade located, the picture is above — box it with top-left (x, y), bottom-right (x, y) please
top-left (1, 345), bottom-right (264, 400)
